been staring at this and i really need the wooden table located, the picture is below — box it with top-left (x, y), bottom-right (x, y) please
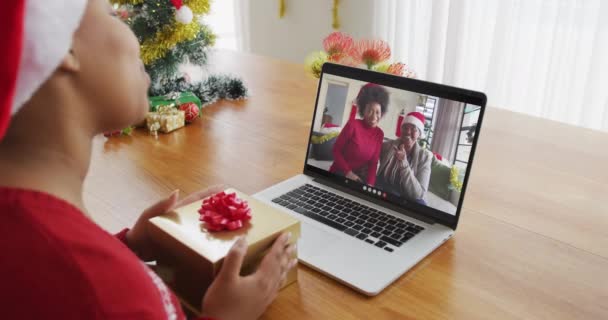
top-left (84, 50), bottom-right (608, 319)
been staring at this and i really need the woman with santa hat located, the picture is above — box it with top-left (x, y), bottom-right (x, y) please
top-left (0, 1), bottom-right (295, 319)
top-left (377, 111), bottom-right (433, 205)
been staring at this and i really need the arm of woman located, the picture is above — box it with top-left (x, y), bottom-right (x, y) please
top-left (396, 154), bottom-right (432, 200)
top-left (331, 120), bottom-right (355, 174)
top-left (366, 132), bottom-right (384, 186)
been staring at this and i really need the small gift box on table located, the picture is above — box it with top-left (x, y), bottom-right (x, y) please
top-left (146, 105), bottom-right (185, 134)
top-left (149, 91), bottom-right (202, 124)
top-left (148, 188), bottom-right (300, 315)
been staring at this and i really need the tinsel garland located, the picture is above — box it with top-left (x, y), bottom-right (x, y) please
top-left (111, 0), bottom-right (211, 65)
top-left (111, 0), bottom-right (145, 4)
top-left (112, 0), bottom-right (248, 105)
top-left (279, 0), bottom-right (286, 18)
top-left (151, 75), bottom-right (248, 107)
top-left (332, 0), bottom-right (340, 29)
top-left (183, 0), bottom-right (211, 15)
top-left (141, 20), bottom-right (200, 64)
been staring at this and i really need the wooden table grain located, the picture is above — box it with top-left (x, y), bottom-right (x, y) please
top-left (84, 50), bottom-right (608, 320)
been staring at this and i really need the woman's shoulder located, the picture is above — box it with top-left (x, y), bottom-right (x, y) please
top-left (418, 146), bottom-right (434, 163)
top-left (373, 126), bottom-right (384, 139)
top-left (0, 188), bottom-right (185, 319)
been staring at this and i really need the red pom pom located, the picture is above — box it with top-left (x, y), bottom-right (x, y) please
top-left (179, 102), bottom-right (199, 123)
top-left (198, 192), bottom-right (252, 232)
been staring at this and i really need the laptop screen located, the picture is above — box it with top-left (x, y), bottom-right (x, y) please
top-left (304, 65), bottom-right (485, 225)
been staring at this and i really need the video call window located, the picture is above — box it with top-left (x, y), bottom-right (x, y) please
top-left (307, 74), bottom-right (480, 216)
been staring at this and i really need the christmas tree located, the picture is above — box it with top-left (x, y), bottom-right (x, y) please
top-left (110, 0), bottom-right (247, 106)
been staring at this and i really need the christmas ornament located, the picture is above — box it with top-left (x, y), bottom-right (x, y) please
top-left (179, 102), bottom-right (199, 123)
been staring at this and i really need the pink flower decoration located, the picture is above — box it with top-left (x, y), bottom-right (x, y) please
top-left (323, 32), bottom-right (354, 62)
top-left (350, 39), bottom-right (391, 69)
top-left (387, 63), bottom-right (405, 76)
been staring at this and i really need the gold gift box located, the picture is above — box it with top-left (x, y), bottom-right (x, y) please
top-left (145, 107), bottom-right (185, 133)
top-left (148, 188), bottom-right (300, 315)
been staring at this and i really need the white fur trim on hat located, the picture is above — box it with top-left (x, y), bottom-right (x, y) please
top-left (175, 5), bottom-right (193, 24)
top-left (403, 114), bottom-right (425, 136)
top-left (12, 0), bottom-right (87, 114)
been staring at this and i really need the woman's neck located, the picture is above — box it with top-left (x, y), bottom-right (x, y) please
top-left (0, 91), bottom-right (95, 213)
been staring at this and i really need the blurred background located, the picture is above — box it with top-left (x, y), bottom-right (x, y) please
top-left (206, 0), bottom-right (607, 132)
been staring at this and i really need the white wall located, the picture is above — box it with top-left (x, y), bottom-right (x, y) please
top-left (246, 0), bottom-right (376, 63)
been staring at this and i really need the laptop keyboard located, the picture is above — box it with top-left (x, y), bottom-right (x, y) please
top-left (272, 184), bottom-right (425, 253)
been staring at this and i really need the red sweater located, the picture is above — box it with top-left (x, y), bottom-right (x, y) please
top-left (0, 187), bottom-right (191, 319)
top-left (330, 119), bottom-right (384, 186)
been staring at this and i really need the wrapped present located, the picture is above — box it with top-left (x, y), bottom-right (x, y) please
top-left (149, 91), bottom-right (202, 113)
top-left (146, 105), bottom-right (185, 134)
top-left (148, 188), bottom-right (300, 315)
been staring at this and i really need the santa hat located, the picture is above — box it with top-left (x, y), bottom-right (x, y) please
top-left (0, 0), bottom-right (87, 140)
top-left (402, 111), bottom-right (426, 136)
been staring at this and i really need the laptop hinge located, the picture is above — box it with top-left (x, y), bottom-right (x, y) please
top-left (312, 177), bottom-right (437, 225)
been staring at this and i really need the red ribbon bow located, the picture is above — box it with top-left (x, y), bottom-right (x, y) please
top-left (198, 192), bottom-right (252, 232)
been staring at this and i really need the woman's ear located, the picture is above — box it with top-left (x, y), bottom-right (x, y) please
top-left (58, 49), bottom-right (80, 73)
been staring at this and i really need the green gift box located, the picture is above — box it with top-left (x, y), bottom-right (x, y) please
top-left (149, 92), bottom-right (202, 112)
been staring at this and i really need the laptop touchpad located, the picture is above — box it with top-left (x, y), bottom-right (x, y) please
top-left (298, 221), bottom-right (339, 258)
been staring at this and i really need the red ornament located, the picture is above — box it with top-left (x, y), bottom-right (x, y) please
top-left (198, 192), bottom-right (252, 232)
top-left (179, 102), bottom-right (199, 123)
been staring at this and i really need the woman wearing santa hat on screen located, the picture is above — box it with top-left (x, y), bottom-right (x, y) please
top-left (0, 1), bottom-right (295, 319)
top-left (377, 111), bottom-right (433, 205)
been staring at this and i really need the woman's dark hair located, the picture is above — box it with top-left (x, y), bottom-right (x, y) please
top-left (356, 83), bottom-right (389, 117)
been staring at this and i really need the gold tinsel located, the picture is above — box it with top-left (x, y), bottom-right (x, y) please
top-left (185, 0), bottom-right (211, 15)
top-left (109, 0), bottom-right (211, 65)
top-left (332, 0), bottom-right (340, 29)
top-left (279, 0), bottom-right (286, 18)
top-left (278, 0), bottom-right (340, 29)
top-left (109, 0), bottom-right (144, 5)
top-left (141, 19), bottom-right (201, 65)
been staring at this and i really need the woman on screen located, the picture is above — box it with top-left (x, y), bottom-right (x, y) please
top-left (377, 112), bottom-right (432, 205)
top-left (329, 83), bottom-right (388, 186)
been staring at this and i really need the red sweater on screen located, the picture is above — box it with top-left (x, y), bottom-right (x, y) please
top-left (0, 187), bottom-right (206, 319)
top-left (330, 119), bottom-right (384, 186)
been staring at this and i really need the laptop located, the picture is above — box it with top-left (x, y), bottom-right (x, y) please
top-left (254, 63), bottom-right (486, 295)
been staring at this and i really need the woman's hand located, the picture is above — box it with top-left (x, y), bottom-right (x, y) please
top-left (126, 186), bottom-right (224, 261)
top-left (201, 233), bottom-right (298, 320)
top-left (345, 171), bottom-right (362, 182)
top-left (393, 144), bottom-right (407, 162)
